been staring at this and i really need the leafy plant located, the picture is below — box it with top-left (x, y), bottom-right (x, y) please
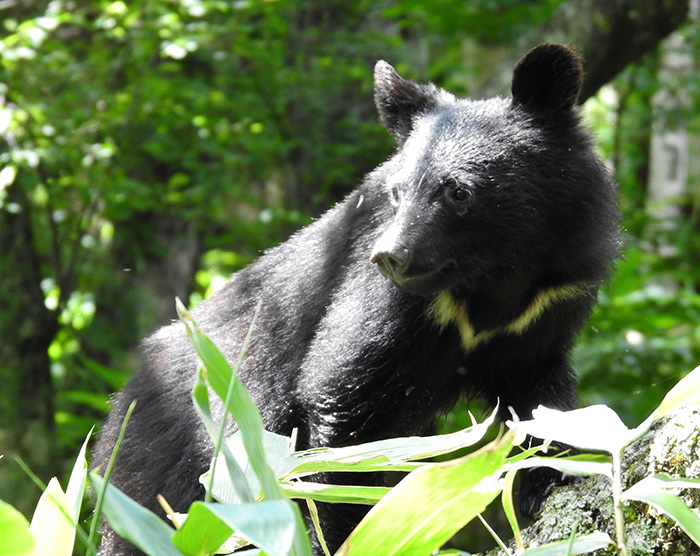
top-left (91, 308), bottom-right (700, 556)
top-left (0, 431), bottom-right (93, 556)
top-left (509, 363), bottom-right (700, 555)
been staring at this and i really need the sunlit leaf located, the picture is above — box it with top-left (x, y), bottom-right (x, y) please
top-left (633, 365), bottom-right (700, 439)
top-left (193, 371), bottom-right (255, 505)
top-left (280, 481), bottom-right (390, 505)
top-left (175, 500), bottom-right (298, 556)
top-left (337, 434), bottom-right (513, 556)
top-left (280, 407), bottom-right (497, 479)
top-left (521, 532), bottom-right (614, 555)
top-left (28, 478), bottom-right (75, 556)
top-left (505, 456), bottom-right (613, 479)
top-left (0, 499), bottom-right (34, 555)
top-left (623, 474), bottom-right (700, 547)
top-left (171, 502), bottom-right (233, 556)
top-left (89, 472), bottom-right (184, 556)
top-left (65, 428), bottom-right (92, 525)
top-left (501, 468), bottom-right (523, 551)
top-left (507, 405), bottom-right (632, 454)
top-left (178, 301), bottom-right (284, 502)
top-left (202, 429), bottom-right (291, 505)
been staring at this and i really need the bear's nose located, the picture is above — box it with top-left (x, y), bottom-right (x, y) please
top-left (370, 246), bottom-right (409, 279)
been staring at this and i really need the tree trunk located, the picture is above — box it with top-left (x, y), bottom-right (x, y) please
top-left (482, 0), bottom-right (690, 103)
top-left (0, 177), bottom-right (57, 515)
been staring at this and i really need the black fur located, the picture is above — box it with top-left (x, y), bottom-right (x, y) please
top-left (93, 44), bottom-right (619, 555)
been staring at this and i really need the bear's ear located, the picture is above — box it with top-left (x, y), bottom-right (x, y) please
top-left (511, 44), bottom-right (583, 115)
top-left (374, 61), bottom-right (445, 143)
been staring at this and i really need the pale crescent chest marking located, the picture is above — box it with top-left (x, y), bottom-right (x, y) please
top-left (428, 283), bottom-right (594, 353)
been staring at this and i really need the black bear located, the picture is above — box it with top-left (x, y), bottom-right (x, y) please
top-left (94, 44), bottom-right (619, 555)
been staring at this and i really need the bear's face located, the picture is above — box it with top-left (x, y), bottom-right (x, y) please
top-left (370, 44), bottom-right (589, 297)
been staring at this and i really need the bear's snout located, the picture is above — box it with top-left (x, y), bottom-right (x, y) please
top-left (370, 248), bottom-right (408, 280)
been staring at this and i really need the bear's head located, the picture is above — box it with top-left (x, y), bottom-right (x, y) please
top-left (369, 44), bottom-right (616, 298)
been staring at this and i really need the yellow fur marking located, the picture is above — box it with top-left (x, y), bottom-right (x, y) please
top-left (429, 283), bottom-right (593, 353)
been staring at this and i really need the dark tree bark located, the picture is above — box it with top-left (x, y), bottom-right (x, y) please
top-left (543, 0), bottom-right (690, 103)
top-left (483, 0), bottom-right (690, 103)
top-left (0, 177), bottom-right (57, 515)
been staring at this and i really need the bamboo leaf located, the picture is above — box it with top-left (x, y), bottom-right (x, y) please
top-left (29, 478), bottom-right (75, 556)
top-left (65, 428), bottom-right (92, 526)
top-left (179, 301), bottom-right (284, 502)
top-left (505, 456), bottom-right (613, 479)
top-left (336, 434), bottom-right (513, 556)
top-left (174, 500), bottom-right (298, 556)
top-left (280, 407), bottom-right (497, 479)
top-left (520, 532), bottom-right (613, 555)
top-left (0, 500), bottom-right (34, 555)
top-left (89, 472), bottom-right (184, 556)
top-left (192, 370), bottom-right (255, 504)
top-left (507, 405), bottom-right (632, 454)
top-left (623, 474), bottom-right (700, 547)
top-left (280, 481), bottom-right (390, 505)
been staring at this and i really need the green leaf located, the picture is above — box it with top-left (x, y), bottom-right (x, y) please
top-left (280, 408), bottom-right (497, 479)
top-left (633, 365), bottom-right (700, 440)
top-left (508, 405), bottom-right (632, 454)
top-left (89, 472), bottom-right (184, 556)
top-left (505, 456), bottom-right (613, 479)
top-left (66, 428), bottom-right (92, 525)
top-left (180, 306), bottom-right (312, 556)
top-left (171, 502), bottom-right (233, 556)
top-left (192, 370), bottom-right (255, 504)
top-left (175, 500), bottom-right (298, 556)
top-left (179, 301), bottom-right (284, 502)
top-left (501, 469), bottom-right (522, 551)
top-left (29, 477), bottom-right (75, 556)
top-left (653, 364), bottom-right (700, 420)
top-left (520, 532), bottom-right (613, 555)
top-left (337, 434), bottom-right (513, 556)
top-left (280, 481), bottom-right (390, 505)
top-left (202, 428), bottom-right (292, 505)
top-left (0, 499), bottom-right (34, 555)
top-left (623, 474), bottom-right (700, 547)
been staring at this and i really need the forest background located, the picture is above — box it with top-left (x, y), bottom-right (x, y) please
top-left (1, 0), bottom-right (699, 547)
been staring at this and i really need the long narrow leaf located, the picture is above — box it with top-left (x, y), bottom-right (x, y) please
top-left (180, 306), bottom-right (312, 556)
top-left (175, 500), bottom-right (298, 556)
top-left (501, 469), bottom-right (522, 552)
top-left (88, 400), bottom-right (136, 553)
top-left (179, 302), bottom-right (284, 502)
top-left (279, 408), bottom-right (497, 479)
top-left (66, 428), bottom-right (92, 525)
top-left (192, 369), bottom-right (254, 504)
top-left (280, 481), bottom-right (390, 505)
top-left (0, 499), bottom-right (34, 555)
top-left (29, 478), bottom-right (75, 556)
top-left (623, 474), bottom-right (700, 547)
top-left (504, 456), bottom-right (613, 479)
top-left (337, 434), bottom-right (513, 556)
top-left (520, 532), bottom-right (613, 555)
top-left (649, 364), bottom-right (700, 423)
top-left (629, 365), bottom-right (700, 442)
top-left (90, 472), bottom-right (184, 556)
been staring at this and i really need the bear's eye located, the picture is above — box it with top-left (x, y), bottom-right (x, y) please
top-left (445, 179), bottom-right (471, 203)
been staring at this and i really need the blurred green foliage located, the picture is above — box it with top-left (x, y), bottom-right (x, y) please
top-left (1, 0), bottom-right (699, 528)
top-left (577, 48), bottom-right (700, 426)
